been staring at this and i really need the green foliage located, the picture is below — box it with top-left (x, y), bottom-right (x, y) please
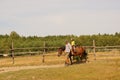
top-left (0, 31), bottom-right (120, 53)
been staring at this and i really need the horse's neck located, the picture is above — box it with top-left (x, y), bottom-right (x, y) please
top-left (60, 46), bottom-right (65, 51)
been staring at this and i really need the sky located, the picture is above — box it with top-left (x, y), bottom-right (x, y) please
top-left (0, 0), bottom-right (120, 36)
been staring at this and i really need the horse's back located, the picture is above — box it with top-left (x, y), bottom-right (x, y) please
top-left (74, 46), bottom-right (85, 55)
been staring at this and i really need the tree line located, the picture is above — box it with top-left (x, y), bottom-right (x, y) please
top-left (0, 31), bottom-right (120, 53)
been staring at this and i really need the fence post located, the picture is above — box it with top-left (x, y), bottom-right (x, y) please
top-left (42, 41), bottom-right (45, 63)
top-left (93, 40), bottom-right (96, 60)
top-left (11, 41), bottom-right (15, 64)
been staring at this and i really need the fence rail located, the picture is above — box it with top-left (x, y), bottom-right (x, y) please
top-left (0, 40), bottom-right (120, 64)
top-left (0, 46), bottom-right (120, 56)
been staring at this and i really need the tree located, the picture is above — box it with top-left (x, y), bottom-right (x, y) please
top-left (10, 31), bottom-right (20, 40)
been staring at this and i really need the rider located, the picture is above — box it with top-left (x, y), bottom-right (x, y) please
top-left (71, 38), bottom-right (80, 61)
top-left (71, 38), bottom-right (75, 53)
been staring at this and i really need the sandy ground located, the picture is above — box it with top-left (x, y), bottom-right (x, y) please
top-left (0, 64), bottom-right (65, 74)
top-left (0, 51), bottom-right (120, 74)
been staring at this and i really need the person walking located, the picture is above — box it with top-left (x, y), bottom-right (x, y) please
top-left (64, 40), bottom-right (72, 64)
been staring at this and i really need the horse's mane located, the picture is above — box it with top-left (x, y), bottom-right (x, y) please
top-left (59, 46), bottom-right (65, 51)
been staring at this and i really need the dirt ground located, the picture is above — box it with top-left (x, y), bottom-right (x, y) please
top-left (0, 64), bottom-right (65, 73)
top-left (0, 51), bottom-right (120, 74)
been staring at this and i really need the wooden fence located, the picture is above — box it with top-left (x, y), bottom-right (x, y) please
top-left (0, 40), bottom-right (120, 64)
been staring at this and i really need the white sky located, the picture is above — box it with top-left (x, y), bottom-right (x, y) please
top-left (0, 0), bottom-right (120, 36)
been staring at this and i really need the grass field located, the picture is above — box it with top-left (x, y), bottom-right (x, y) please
top-left (0, 59), bottom-right (120, 80)
top-left (0, 51), bottom-right (120, 80)
top-left (0, 52), bottom-right (65, 67)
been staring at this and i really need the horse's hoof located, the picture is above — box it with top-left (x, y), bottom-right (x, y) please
top-left (65, 62), bottom-right (69, 66)
top-left (70, 63), bottom-right (73, 65)
top-left (65, 63), bottom-right (69, 66)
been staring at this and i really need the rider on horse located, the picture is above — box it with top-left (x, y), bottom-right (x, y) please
top-left (58, 39), bottom-right (88, 65)
top-left (71, 38), bottom-right (76, 53)
top-left (64, 39), bottom-right (76, 64)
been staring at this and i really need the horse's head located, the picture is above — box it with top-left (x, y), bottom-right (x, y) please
top-left (57, 46), bottom-right (65, 57)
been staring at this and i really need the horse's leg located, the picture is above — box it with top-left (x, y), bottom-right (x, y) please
top-left (69, 55), bottom-right (72, 65)
top-left (69, 52), bottom-right (72, 65)
top-left (84, 52), bottom-right (88, 62)
top-left (79, 55), bottom-right (83, 62)
top-left (83, 51), bottom-right (88, 62)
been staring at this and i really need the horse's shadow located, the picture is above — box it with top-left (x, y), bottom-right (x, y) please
top-left (73, 56), bottom-right (87, 64)
top-left (72, 59), bottom-right (87, 64)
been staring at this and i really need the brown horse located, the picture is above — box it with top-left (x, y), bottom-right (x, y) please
top-left (58, 46), bottom-right (88, 65)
